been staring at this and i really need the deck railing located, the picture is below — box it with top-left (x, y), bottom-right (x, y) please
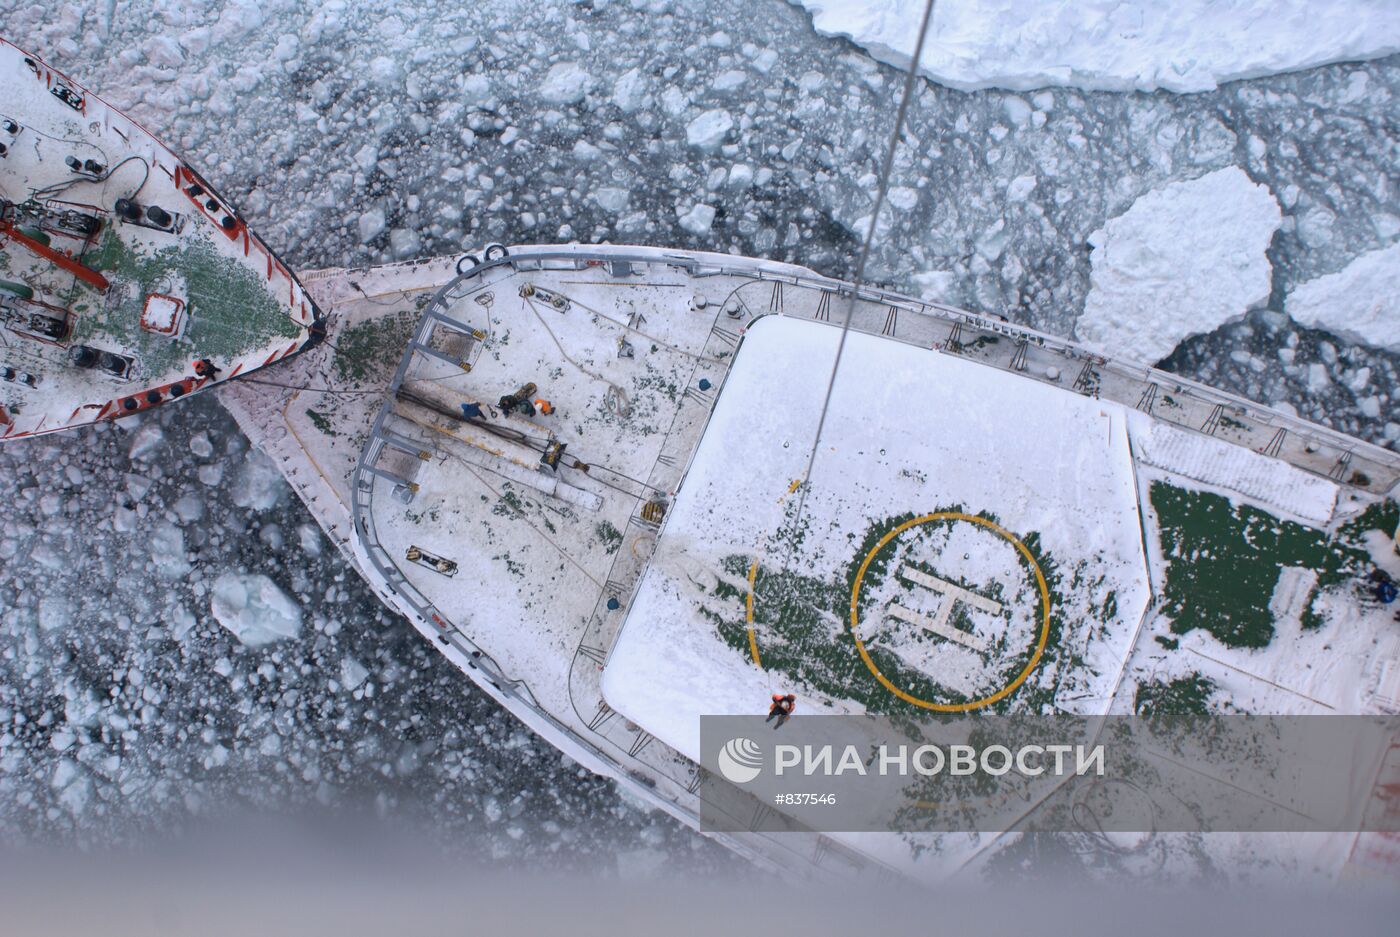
top-left (346, 243), bottom-right (1400, 881)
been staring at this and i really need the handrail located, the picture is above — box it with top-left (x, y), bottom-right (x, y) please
top-left (345, 243), bottom-right (1400, 869)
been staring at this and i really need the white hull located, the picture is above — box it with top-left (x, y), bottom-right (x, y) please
top-left (223, 244), bottom-right (1400, 884)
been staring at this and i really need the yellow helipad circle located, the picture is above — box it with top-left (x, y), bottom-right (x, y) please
top-left (849, 512), bottom-right (1051, 712)
top-left (744, 512), bottom-right (1051, 711)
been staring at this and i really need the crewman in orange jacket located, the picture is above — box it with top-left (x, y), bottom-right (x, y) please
top-left (766, 693), bottom-right (796, 729)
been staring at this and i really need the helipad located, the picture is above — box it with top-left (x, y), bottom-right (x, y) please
top-left (601, 314), bottom-right (1152, 760)
top-left (845, 511), bottom-right (1053, 712)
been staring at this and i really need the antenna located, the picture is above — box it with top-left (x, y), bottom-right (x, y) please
top-left (779, 0), bottom-right (939, 582)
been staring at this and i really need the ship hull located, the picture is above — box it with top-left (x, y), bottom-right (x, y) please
top-left (0, 37), bottom-right (323, 441)
top-left (225, 244), bottom-right (1400, 883)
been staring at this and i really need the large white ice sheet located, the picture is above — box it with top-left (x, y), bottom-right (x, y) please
top-left (1076, 167), bottom-right (1281, 364)
top-left (790, 0), bottom-right (1400, 93)
top-left (1286, 243), bottom-right (1400, 353)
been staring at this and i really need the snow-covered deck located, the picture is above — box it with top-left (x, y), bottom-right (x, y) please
top-left (225, 243), bottom-right (1400, 884)
top-left (602, 313), bottom-right (1152, 760)
top-left (0, 37), bottom-right (321, 440)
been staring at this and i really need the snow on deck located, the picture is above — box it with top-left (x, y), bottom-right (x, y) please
top-left (603, 314), bottom-right (1151, 762)
top-left (1121, 567), bottom-right (1400, 716)
top-left (220, 256), bottom-right (465, 566)
top-left (1130, 412), bottom-right (1339, 526)
top-left (228, 248), bottom-right (1400, 884)
top-left (0, 38), bottom-right (318, 440)
top-left (343, 251), bottom-right (773, 779)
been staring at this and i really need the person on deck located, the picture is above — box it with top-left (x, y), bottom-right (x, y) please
top-left (496, 394), bottom-right (535, 418)
top-left (460, 401), bottom-right (484, 421)
top-left (766, 693), bottom-right (796, 729)
top-left (1371, 569), bottom-right (1398, 605)
top-left (193, 358), bottom-right (221, 380)
top-left (1376, 579), bottom-right (1398, 605)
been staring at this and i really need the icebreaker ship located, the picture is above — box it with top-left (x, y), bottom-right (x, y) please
top-left (224, 244), bottom-right (1400, 882)
top-left (0, 37), bottom-right (323, 440)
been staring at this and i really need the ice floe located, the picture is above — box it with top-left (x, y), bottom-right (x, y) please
top-left (1076, 167), bottom-right (1281, 364)
top-left (209, 572), bottom-right (303, 647)
top-left (790, 0), bottom-right (1400, 92)
top-left (1286, 242), bottom-right (1400, 352)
